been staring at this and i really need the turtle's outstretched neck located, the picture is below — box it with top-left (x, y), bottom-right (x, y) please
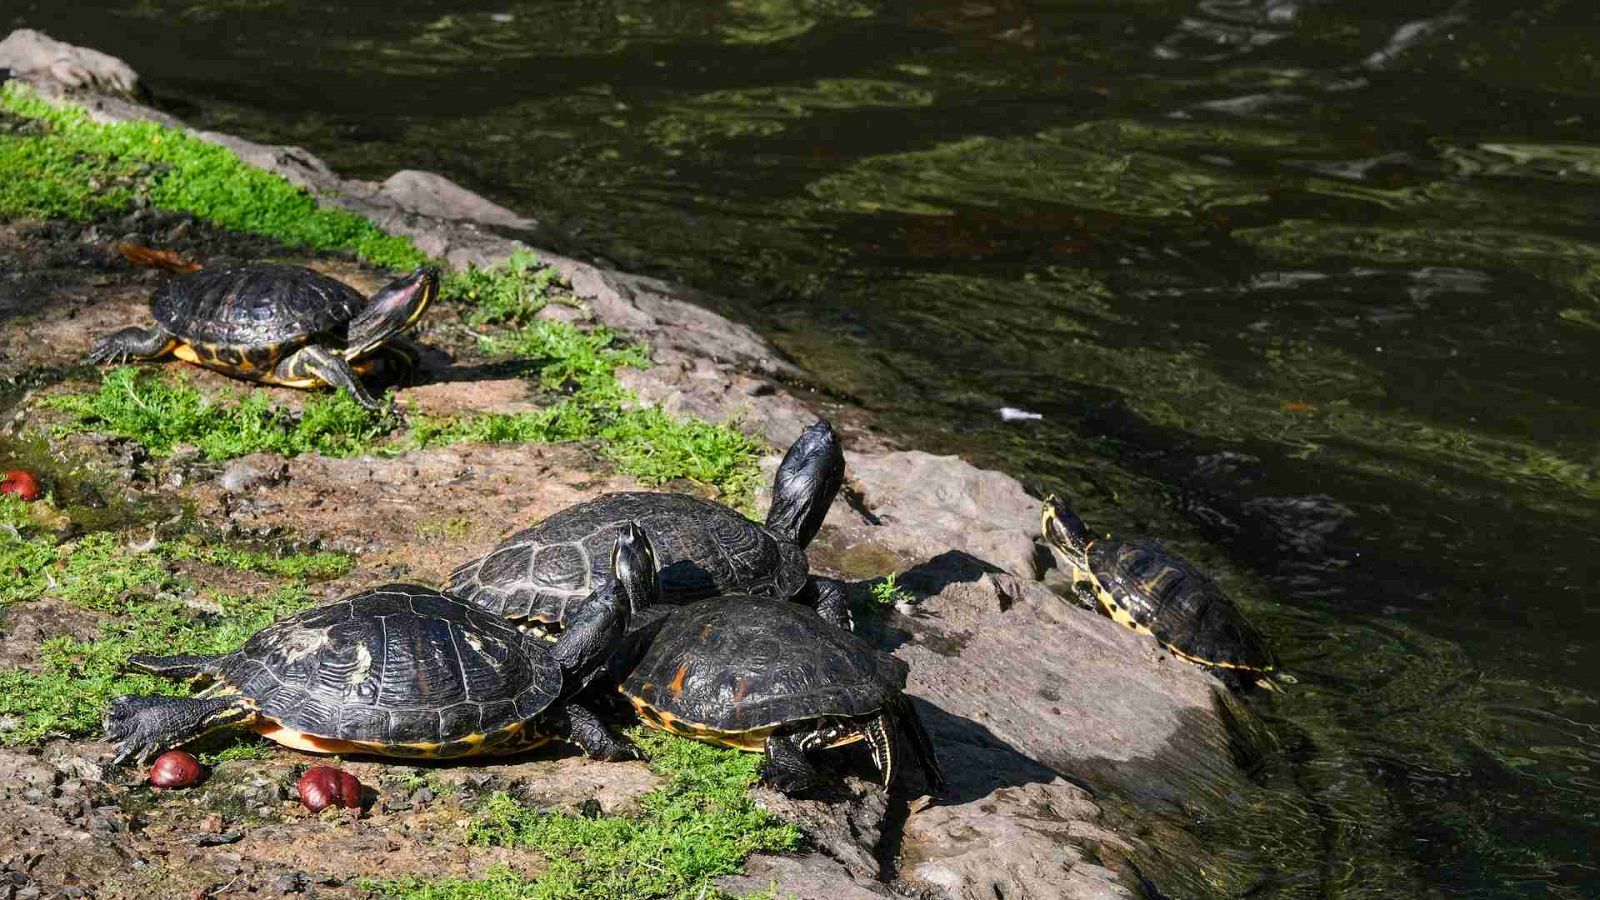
top-left (766, 420), bottom-right (845, 547)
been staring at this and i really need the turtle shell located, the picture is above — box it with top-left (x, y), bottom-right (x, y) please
top-left (449, 492), bottom-right (807, 626)
top-left (214, 584), bottom-right (561, 749)
top-left (620, 598), bottom-right (904, 735)
top-left (1088, 537), bottom-right (1275, 674)
top-left (153, 263), bottom-right (366, 349)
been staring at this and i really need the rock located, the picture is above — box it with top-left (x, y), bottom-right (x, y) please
top-left (377, 170), bottom-right (539, 232)
top-left (900, 744), bottom-right (1134, 900)
top-left (717, 853), bottom-right (895, 899)
top-left (0, 30), bottom-right (138, 96)
top-left (218, 457), bottom-right (281, 494)
top-left (811, 450), bottom-right (1046, 582)
top-left (750, 777), bottom-right (886, 880)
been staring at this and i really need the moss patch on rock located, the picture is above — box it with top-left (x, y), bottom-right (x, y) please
top-left (0, 83), bottom-right (423, 269)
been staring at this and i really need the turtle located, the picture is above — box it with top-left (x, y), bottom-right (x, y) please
top-left (101, 526), bottom-right (657, 767)
top-left (1040, 495), bottom-right (1281, 691)
top-left (449, 419), bottom-right (851, 632)
top-left (619, 585), bottom-right (945, 795)
top-left (86, 261), bottom-right (440, 410)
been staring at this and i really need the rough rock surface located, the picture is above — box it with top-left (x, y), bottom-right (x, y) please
top-left (0, 31), bottom-right (1265, 900)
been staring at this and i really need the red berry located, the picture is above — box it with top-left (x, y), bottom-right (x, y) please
top-left (0, 470), bottom-right (41, 502)
top-left (297, 766), bottom-right (362, 813)
top-left (148, 750), bottom-right (203, 789)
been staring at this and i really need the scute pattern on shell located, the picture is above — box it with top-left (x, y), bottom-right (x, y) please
top-left (216, 584), bottom-right (561, 746)
top-left (1089, 537), bottom-right (1275, 672)
top-left (621, 598), bottom-right (903, 732)
top-left (449, 492), bottom-right (806, 624)
top-left (152, 263), bottom-right (367, 347)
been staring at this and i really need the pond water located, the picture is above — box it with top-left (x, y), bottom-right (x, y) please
top-left (13, 1), bottom-right (1600, 895)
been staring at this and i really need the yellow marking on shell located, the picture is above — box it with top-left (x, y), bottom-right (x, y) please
top-left (668, 664), bottom-right (689, 701)
top-left (1085, 576), bottom-right (1277, 680)
top-left (172, 344), bottom-right (201, 364)
top-left (348, 643), bottom-right (373, 685)
top-left (628, 697), bottom-right (773, 751)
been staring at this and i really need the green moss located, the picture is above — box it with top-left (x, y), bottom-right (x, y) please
top-left (0, 83), bottom-right (425, 269)
top-left (448, 249), bottom-right (569, 327)
top-left (0, 579), bottom-right (316, 744)
top-left (0, 520), bottom-right (345, 745)
top-left (163, 540), bottom-right (354, 580)
top-left (372, 731), bottom-right (797, 900)
top-left (45, 366), bottom-right (394, 460)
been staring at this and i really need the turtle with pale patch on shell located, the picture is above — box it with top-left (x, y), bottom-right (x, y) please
top-left (1041, 495), bottom-right (1283, 691)
top-left (449, 420), bottom-right (852, 633)
top-left (87, 262), bottom-right (439, 410)
top-left (610, 531), bottom-right (944, 795)
top-left (101, 526), bottom-right (657, 766)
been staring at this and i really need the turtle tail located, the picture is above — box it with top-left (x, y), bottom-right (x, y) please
top-left (893, 695), bottom-right (946, 796)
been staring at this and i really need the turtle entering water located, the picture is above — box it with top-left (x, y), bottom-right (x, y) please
top-left (1042, 495), bottom-right (1282, 691)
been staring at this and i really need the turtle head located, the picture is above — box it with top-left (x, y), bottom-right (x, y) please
top-left (766, 420), bottom-right (845, 548)
top-left (1041, 495), bottom-right (1092, 563)
top-left (611, 522), bottom-right (659, 620)
top-left (550, 525), bottom-right (653, 686)
top-left (346, 265), bottom-right (441, 357)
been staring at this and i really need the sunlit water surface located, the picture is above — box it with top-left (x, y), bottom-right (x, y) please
top-left (13, 1), bottom-right (1600, 895)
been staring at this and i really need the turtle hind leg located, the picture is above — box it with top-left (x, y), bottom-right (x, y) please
top-left (558, 702), bottom-right (643, 762)
top-left (87, 325), bottom-right (176, 364)
top-left (275, 345), bottom-right (381, 410)
top-left (103, 694), bottom-right (255, 766)
top-left (802, 576), bottom-right (854, 631)
top-left (126, 652), bottom-right (225, 680)
top-left (760, 732), bottom-right (820, 795)
top-left (893, 696), bottom-right (946, 795)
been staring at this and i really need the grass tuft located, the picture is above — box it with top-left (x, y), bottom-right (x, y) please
top-left (372, 730), bottom-right (797, 900)
top-left (448, 249), bottom-right (567, 327)
top-left (871, 573), bottom-right (914, 606)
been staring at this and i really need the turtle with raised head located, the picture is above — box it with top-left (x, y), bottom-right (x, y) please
top-left (1041, 495), bottom-right (1280, 690)
top-left (87, 262), bottom-right (440, 410)
top-left (101, 526), bottom-right (657, 766)
top-left (449, 420), bottom-right (851, 632)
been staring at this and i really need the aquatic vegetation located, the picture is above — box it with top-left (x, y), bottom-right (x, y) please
top-left (371, 730), bottom-right (797, 900)
top-left (0, 83), bottom-right (425, 269)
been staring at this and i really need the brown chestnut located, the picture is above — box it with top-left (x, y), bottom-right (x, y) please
top-left (0, 470), bottom-right (41, 502)
top-left (297, 766), bottom-right (362, 813)
top-left (148, 750), bottom-right (203, 789)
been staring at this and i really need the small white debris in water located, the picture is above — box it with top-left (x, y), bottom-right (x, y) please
top-left (490, 12), bottom-right (515, 23)
top-left (998, 407), bottom-right (1044, 422)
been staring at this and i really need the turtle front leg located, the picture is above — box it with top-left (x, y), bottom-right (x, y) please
top-left (802, 576), bottom-right (854, 631)
top-left (276, 344), bottom-right (381, 410)
top-left (761, 732), bottom-right (820, 795)
top-left (87, 324), bottom-right (177, 364)
top-left (103, 694), bottom-right (256, 766)
top-left (558, 703), bottom-right (644, 762)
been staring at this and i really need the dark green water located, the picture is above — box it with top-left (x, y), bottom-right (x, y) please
top-left (12, 1), bottom-right (1600, 895)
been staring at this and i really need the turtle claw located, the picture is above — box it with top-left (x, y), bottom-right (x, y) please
top-left (103, 695), bottom-right (166, 767)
